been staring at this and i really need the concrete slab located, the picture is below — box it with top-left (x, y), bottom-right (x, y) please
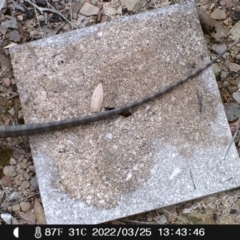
top-left (10, 2), bottom-right (240, 224)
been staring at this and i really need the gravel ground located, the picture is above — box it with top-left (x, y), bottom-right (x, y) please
top-left (1, 0), bottom-right (240, 224)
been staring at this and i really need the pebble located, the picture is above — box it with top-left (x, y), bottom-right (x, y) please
top-left (1, 213), bottom-right (12, 224)
top-left (3, 166), bottom-right (17, 177)
top-left (13, 149), bottom-right (24, 160)
top-left (20, 162), bottom-right (27, 169)
top-left (156, 215), bottom-right (168, 224)
top-left (21, 180), bottom-right (30, 189)
top-left (30, 176), bottom-right (38, 188)
top-left (230, 208), bottom-right (238, 214)
top-left (26, 9), bottom-right (35, 19)
top-left (230, 21), bottom-right (240, 41)
top-left (1, 176), bottom-right (12, 187)
top-left (228, 62), bottom-right (240, 72)
top-left (8, 107), bottom-right (15, 116)
top-left (9, 30), bottom-right (21, 42)
top-left (105, 133), bottom-right (113, 140)
top-left (212, 63), bottom-right (221, 76)
top-left (23, 172), bottom-right (31, 181)
top-left (28, 165), bottom-right (35, 172)
top-left (9, 191), bottom-right (18, 200)
top-left (187, 213), bottom-right (215, 224)
top-left (224, 102), bottom-right (240, 121)
top-left (233, 91), bottom-right (240, 104)
top-left (225, 0), bottom-right (234, 8)
top-left (10, 158), bottom-right (16, 165)
top-left (120, 0), bottom-right (138, 11)
top-left (211, 43), bottom-right (227, 55)
top-left (14, 174), bottom-right (24, 186)
top-left (17, 15), bottom-right (23, 21)
top-left (20, 202), bottom-right (31, 212)
top-left (2, 17), bottom-right (18, 29)
top-left (210, 9), bottom-right (226, 20)
top-left (220, 71), bottom-right (228, 79)
top-left (80, 2), bottom-right (100, 16)
top-left (36, 0), bottom-right (47, 7)
top-left (72, 0), bottom-right (86, 15)
top-left (2, 78), bottom-right (11, 87)
top-left (12, 203), bottom-right (20, 212)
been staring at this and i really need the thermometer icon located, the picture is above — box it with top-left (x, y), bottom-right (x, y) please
top-left (34, 227), bottom-right (42, 239)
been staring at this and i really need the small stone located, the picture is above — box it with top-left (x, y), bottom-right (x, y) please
top-left (212, 64), bottom-right (221, 76)
top-left (10, 158), bottom-right (16, 165)
top-left (21, 180), bottom-right (29, 189)
top-left (147, 215), bottom-right (153, 222)
top-left (105, 133), bottom-right (113, 140)
top-left (1, 176), bottom-right (12, 187)
top-left (233, 91), bottom-right (240, 104)
top-left (72, 12), bottom-right (78, 19)
top-left (228, 62), bottom-right (240, 72)
top-left (211, 43), bottom-right (227, 55)
top-left (3, 166), bottom-right (17, 177)
top-left (20, 210), bottom-right (36, 224)
top-left (8, 107), bottom-right (15, 116)
top-left (230, 21), bottom-right (240, 41)
top-left (224, 102), bottom-right (240, 121)
top-left (20, 162), bottom-right (27, 169)
top-left (13, 149), bottom-right (23, 160)
top-left (187, 213), bottom-right (215, 224)
top-left (225, 0), bottom-right (234, 8)
top-left (36, 0), bottom-right (47, 7)
top-left (2, 17), bottom-right (18, 29)
top-left (26, 9), bottom-right (35, 19)
top-left (17, 15), bottom-right (23, 21)
top-left (80, 2), bottom-right (100, 16)
top-left (230, 209), bottom-right (238, 214)
top-left (72, 0), bottom-right (86, 15)
top-left (30, 176), bottom-right (38, 188)
top-left (1, 213), bottom-right (12, 224)
top-left (156, 215), bottom-right (168, 224)
top-left (100, 15), bottom-right (108, 23)
top-left (220, 71), bottom-right (228, 79)
top-left (210, 9), bottom-right (226, 20)
top-left (120, 0), bottom-right (138, 11)
top-left (9, 30), bottom-right (21, 42)
top-left (11, 78), bottom-right (17, 85)
top-left (12, 204), bottom-right (20, 212)
top-left (0, 25), bottom-right (7, 35)
top-left (23, 172), bottom-right (31, 180)
top-left (9, 191), bottom-right (18, 200)
top-left (213, 213), bottom-right (218, 221)
top-left (2, 78), bottom-right (11, 87)
top-left (28, 165), bottom-right (35, 172)
top-left (20, 202), bottom-right (31, 212)
top-left (13, 175), bottom-right (23, 186)
top-left (223, 19), bottom-right (228, 25)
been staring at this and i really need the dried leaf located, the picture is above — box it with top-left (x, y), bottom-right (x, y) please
top-left (34, 198), bottom-right (47, 224)
top-left (90, 82), bottom-right (103, 113)
top-left (3, 42), bottom-right (17, 48)
top-left (197, 7), bottom-right (227, 42)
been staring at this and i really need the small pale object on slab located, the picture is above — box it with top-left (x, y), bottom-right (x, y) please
top-left (90, 82), bottom-right (103, 113)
